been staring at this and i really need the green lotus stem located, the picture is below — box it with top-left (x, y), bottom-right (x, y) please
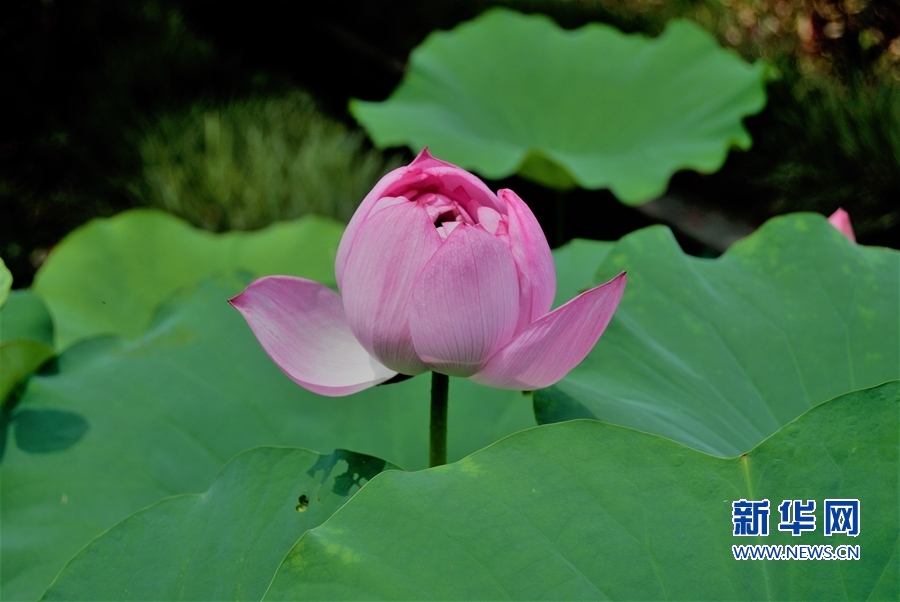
top-left (429, 372), bottom-right (449, 468)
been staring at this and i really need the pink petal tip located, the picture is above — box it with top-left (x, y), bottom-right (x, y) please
top-left (828, 208), bottom-right (856, 243)
top-left (471, 272), bottom-right (627, 390)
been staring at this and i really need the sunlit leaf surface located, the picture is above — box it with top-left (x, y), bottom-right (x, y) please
top-left (542, 214), bottom-right (899, 456)
top-left (32, 209), bottom-right (346, 349)
top-left (41, 447), bottom-right (399, 601)
top-left (266, 382), bottom-right (897, 600)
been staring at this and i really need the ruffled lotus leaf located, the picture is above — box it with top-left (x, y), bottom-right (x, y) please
top-left (31, 209), bottom-right (345, 350)
top-left (539, 213), bottom-right (899, 456)
top-left (352, 8), bottom-right (768, 202)
top-left (264, 382), bottom-right (896, 599)
top-left (42, 383), bottom-right (897, 600)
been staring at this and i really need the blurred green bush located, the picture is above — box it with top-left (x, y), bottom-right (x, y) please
top-left (131, 91), bottom-right (401, 230)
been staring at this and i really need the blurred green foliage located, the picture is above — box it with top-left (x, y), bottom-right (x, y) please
top-left (761, 75), bottom-right (900, 237)
top-left (132, 92), bottom-right (401, 230)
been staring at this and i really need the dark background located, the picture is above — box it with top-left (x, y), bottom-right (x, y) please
top-left (3, 0), bottom-right (898, 287)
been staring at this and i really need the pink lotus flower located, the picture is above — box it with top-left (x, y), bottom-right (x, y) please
top-left (828, 208), bottom-right (856, 243)
top-left (230, 150), bottom-right (626, 396)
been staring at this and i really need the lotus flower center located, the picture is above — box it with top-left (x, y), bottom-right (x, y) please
top-left (411, 189), bottom-right (508, 240)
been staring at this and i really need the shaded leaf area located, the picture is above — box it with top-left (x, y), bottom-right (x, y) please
top-left (540, 214), bottom-right (899, 456)
top-left (9, 409), bottom-right (89, 454)
top-left (1, 291), bottom-right (54, 346)
top-left (1, 291), bottom-right (56, 408)
top-left (266, 382), bottom-right (898, 601)
top-left (41, 447), bottom-right (398, 601)
top-left (31, 209), bottom-right (346, 350)
top-left (0, 341), bottom-right (55, 412)
top-left (352, 8), bottom-right (767, 201)
top-left (0, 276), bottom-right (535, 601)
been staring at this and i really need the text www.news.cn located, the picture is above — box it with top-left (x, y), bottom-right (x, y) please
top-left (732, 544), bottom-right (860, 560)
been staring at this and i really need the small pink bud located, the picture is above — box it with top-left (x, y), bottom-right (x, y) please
top-left (828, 208), bottom-right (856, 243)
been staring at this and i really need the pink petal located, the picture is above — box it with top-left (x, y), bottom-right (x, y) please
top-left (412, 150), bottom-right (506, 215)
top-left (229, 276), bottom-right (396, 397)
top-left (336, 149), bottom-right (503, 287)
top-left (341, 200), bottom-right (442, 375)
top-left (828, 208), bottom-right (856, 243)
top-left (408, 147), bottom-right (452, 171)
top-left (471, 272), bottom-right (626, 390)
top-left (336, 166), bottom-right (423, 290)
top-left (500, 189), bottom-right (556, 331)
top-left (409, 224), bottom-right (520, 377)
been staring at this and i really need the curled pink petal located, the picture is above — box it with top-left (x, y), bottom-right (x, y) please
top-left (410, 224), bottom-right (520, 377)
top-left (828, 208), bottom-right (856, 243)
top-left (341, 200), bottom-right (441, 375)
top-left (336, 166), bottom-right (422, 289)
top-left (229, 276), bottom-right (396, 396)
top-left (335, 148), bottom-right (503, 287)
top-left (406, 149), bottom-right (505, 216)
top-left (500, 188), bottom-right (556, 331)
top-left (471, 272), bottom-right (626, 390)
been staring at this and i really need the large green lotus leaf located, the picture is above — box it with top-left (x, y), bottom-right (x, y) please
top-left (41, 447), bottom-right (399, 601)
top-left (538, 214), bottom-right (899, 456)
top-left (31, 209), bottom-right (346, 349)
top-left (1, 291), bottom-right (56, 408)
top-left (266, 382), bottom-right (898, 600)
top-left (0, 276), bottom-right (535, 601)
top-left (351, 9), bottom-right (767, 201)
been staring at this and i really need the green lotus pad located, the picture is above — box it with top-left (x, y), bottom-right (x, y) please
top-left (265, 382), bottom-right (897, 600)
top-left (32, 209), bottom-right (346, 350)
top-left (41, 447), bottom-right (399, 601)
top-left (540, 213), bottom-right (899, 456)
top-left (352, 8), bottom-right (768, 200)
top-left (0, 276), bottom-right (535, 602)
